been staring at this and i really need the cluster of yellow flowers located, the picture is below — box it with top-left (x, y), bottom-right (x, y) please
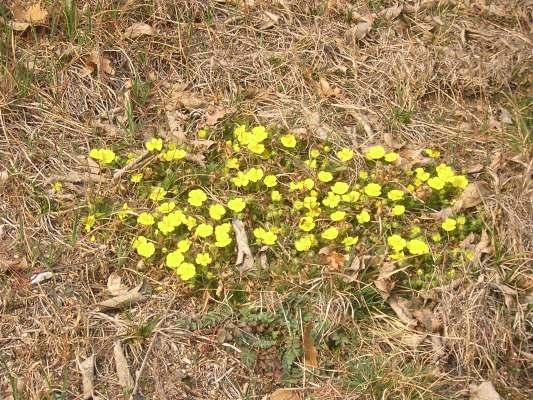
top-left (83, 124), bottom-right (476, 284)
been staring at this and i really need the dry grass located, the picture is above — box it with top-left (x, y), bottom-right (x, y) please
top-left (1, 0), bottom-right (532, 399)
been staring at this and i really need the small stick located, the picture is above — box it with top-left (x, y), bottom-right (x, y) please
top-left (232, 218), bottom-right (254, 272)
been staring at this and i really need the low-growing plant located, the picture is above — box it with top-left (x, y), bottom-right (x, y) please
top-left (81, 124), bottom-right (483, 289)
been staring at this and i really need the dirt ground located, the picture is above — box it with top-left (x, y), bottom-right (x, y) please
top-left (0, 1), bottom-right (532, 399)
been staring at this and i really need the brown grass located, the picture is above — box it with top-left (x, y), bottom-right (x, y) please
top-left (1, 0), bottom-right (532, 399)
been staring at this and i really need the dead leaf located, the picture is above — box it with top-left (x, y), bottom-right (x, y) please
top-left (232, 218), bottom-right (254, 272)
top-left (0, 170), bottom-right (8, 184)
top-left (30, 271), bottom-right (54, 285)
top-left (113, 341), bottom-right (134, 390)
top-left (397, 147), bottom-right (433, 170)
top-left (412, 307), bottom-right (441, 332)
top-left (270, 388), bottom-right (302, 400)
top-left (205, 106), bottom-right (232, 126)
top-left (81, 50), bottom-right (115, 78)
top-left (383, 132), bottom-right (404, 149)
top-left (302, 108), bottom-right (330, 140)
top-left (165, 110), bottom-right (187, 142)
top-left (374, 262), bottom-right (397, 300)
top-left (78, 355), bottom-right (95, 400)
top-left (472, 229), bottom-right (491, 265)
top-left (379, 4), bottom-right (403, 20)
top-left (387, 295), bottom-right (417, 327)
top-left (345, 21), bottom-right (372, 42)
top-left (466, 163), bottom-right (484, 174)
top-left (318, 247), bottom-right (346, 270)
top-left (169, 84), bottom-right (207, 109)
top-left (123, 22), bottom-right (155, 39)
top-left (10, 3), bottom-right (48, 31)
top-left (107, 273), bottom-right (129, 296)
top-left (318, 77), bottom-right (340, 98)
top-left (491, 282), bottom-right (516, 309)
top-left (259, 11), bottom-right (280, 29)
top-left (430, 335), bottom-right (445, 360)
top-left (96, 282), bottom-right (145, 310)
top-left (469, 381), bottom-right (501, 400)
top-left (303, 322), bottom-right (318, 368)
top-left (401, 333), bottom-right (427, 348)
top-left (452, 182), bottom-right (490, 212)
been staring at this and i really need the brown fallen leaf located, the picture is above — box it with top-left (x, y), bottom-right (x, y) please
top-left (205, 106), bottom-right (232, 126)
top-left (259, 11), bottom-right (280, 30)
top-left (270, 388), bottom-right (302, 400)
top-left (383, 132), bottom-right (404, 150)
top-left (303, 322), bottom-right (318, 368)
top-left (345, 20), bottom-right (372, 43)
top-left (81, 50), bottom-right (115, 78)
top-left (96, 282), bottom-right (145, 310)
top-left (387, 295), bottom-right (417, 327)
top-left (113, 341), bottom-right (134, 390)
top-left (232, 218), bottom-right (254, 272)
top-left (165, 110), bottom-right (187, 142)
top-left (317, 77), bottom-right (340, 98)
top-left (401, 333), bottom-right (427, 348)
top-left (107, 273), bottom-right (129, 296)
top-left (397, 147), bottom-right (433, 170)
top-left (452, 182), bottom-right (490, 212)
top-left (469, 381), bottom-right (501, 400)
top-left (10, 3), bottom-right (48, 31)
top-left (379, 4), bottom-right (403, 20)
top-left (374, 262), bottom-right (397, 300)
top-left (318, 247), bottom-right (346, 270)
top-left (491, 282), bottom-right (516, 309)
top-left (472, 229), bottom-right (491, 264)
top-left (0, 170), bottom-right (8, 184)
top-left (78, 355), bottom-right (95, 400)
top-left (412, 307), bottom-right (441, 332)
top-left (123, 22), bottom-right (155, 39)
top-left (430, 335), bottom-right (445, 360)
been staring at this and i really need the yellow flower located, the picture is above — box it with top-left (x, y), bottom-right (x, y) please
top-left (411, 226), bottom-right (421, 236)
top-left (196, 252), bottom-right (212, 266)
top-left (321, 227), bottom-right (339, 240)
top-left (195, 223), bottom-right (213, 238)
top-left (364, 183), bottom-right (382, 197)
top-left (356, 210), bottom-right (370, 224)
top-left (247, 142), bottom-right (265, 154)
top-left (130, 173), bottom-right (143, 183)
top-left (228, 197), bottom-right (246, 213)
top-left (52, 181), bottom-right (62, 193)
top-left (118, 203), bottom-right (131, 220)
top-left (185, 216), bottom-right (197, 230)
top-left (436, 163), bottom-right (455, 182)
top-left (451, 175), bottom-right (469, 189)
top-left (310, 148), bottom-right (320, 158)
top-left (157, 217), bottom-right (175, 235)
top-left (234, 124), bottom-right (247, 142)
top-left (176, 262), bottom-right (196, 280)
top-left (188, 189), bottom-right (207, 207)
top-left (317, 171), bottom-right (333, 183)
top-left (226, 158), bottom-right (240, 169)
top-left (365, 145), bottom-right (385, 160)
top-left (149, 187), bottom-right (167, 202)
top-left (330, 211), bottom-right (346, 221)
top-left (215, 222), bottom-right (232, 237)
top-left (441, 218), bottom-right (457, 232)
top-left (331, 181), bottom-right (349, 195)
top-left (232, 171), bottom-right (249, 187)
top-left (456, 215), bottom-right (466, 225)
top-left (145, 137), bottom-right (163, 152)
top-left (303, 178), bottom-right (315, 190)
top-left (215, 235), bottom-right (232, 248)
top-left (425, 149), bottom-right (440, 158)
top-left (384, 152), bottom-right (399, 162)
top-left (299, 217), bottom-right (315, 232)
top-left (167, 210), bottom-right (186, 227)
top-left (336, 148), bottom-right (354, 162)
top-left (387, 189), bottom-right (404, 201)
top-left (342, 236), bottom-right (359, 247)
top-left (342, 190), bottom-right (360, 203)
top-left (166, 250), bottom-right (184, 268)
top-left (427, 177), bottom-right (445, 190)
top-left (294, 200), bottom-right (304, 210)
top-left (322, 192), bottom-right (341, 208)
top-left (246, 167), bottom-right (264, 182)
top-left (197, 129), bottom-right (207, 139)
top-left (162, 148), bottom-right (187, 161)
top-left (392, 204), bottom-right (405, 216)
top-left (431, 233), bottom-right (442, 242)
top-left (358, 170), bottom-right (368, 180)
top-left (209, 204), bottom-right (226, 220)
top-left (89, 148), bottom-right (116, 164)
top-left (177, 239), bottom-right (192, 253)
top-left (84, 214), bottom-right (96, 232)
top-left (415, 168), bottom-right (430, 182)
top-left (133, 236), bottom-right (155, 258)
top-left (295, 235), bottom-right (314, 252)
top-left (406, 239), bottom-right (430, 255)
top-left (289, 181), bottom-right (304, 192)
top-left (254, 228), bottom-right (277, 245)
top-left (387, 234), bottom-right (406, 252)
top-left (304, 159), bottom-right (317, 169)
top-left (251, 125), bottom-right (268, 142)
top-left (271, 191), bottom-right (282, 202)
top-left (263, 175), bottom-right (278, 188)
top-left (158, 202), bottom-right (176, 214)
top-left (280, 133), bottom-right (297, 148)
top-left (303, 196), bottom-right (318, 209)
top-left (137, 212), bottom-right (155, 226)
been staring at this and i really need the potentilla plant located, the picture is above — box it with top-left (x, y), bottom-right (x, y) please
top-left (83, 124), bottom-right (482, 288)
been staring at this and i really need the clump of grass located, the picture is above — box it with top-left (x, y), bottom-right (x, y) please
top-left (78, 124), bottom-right (481, 292)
